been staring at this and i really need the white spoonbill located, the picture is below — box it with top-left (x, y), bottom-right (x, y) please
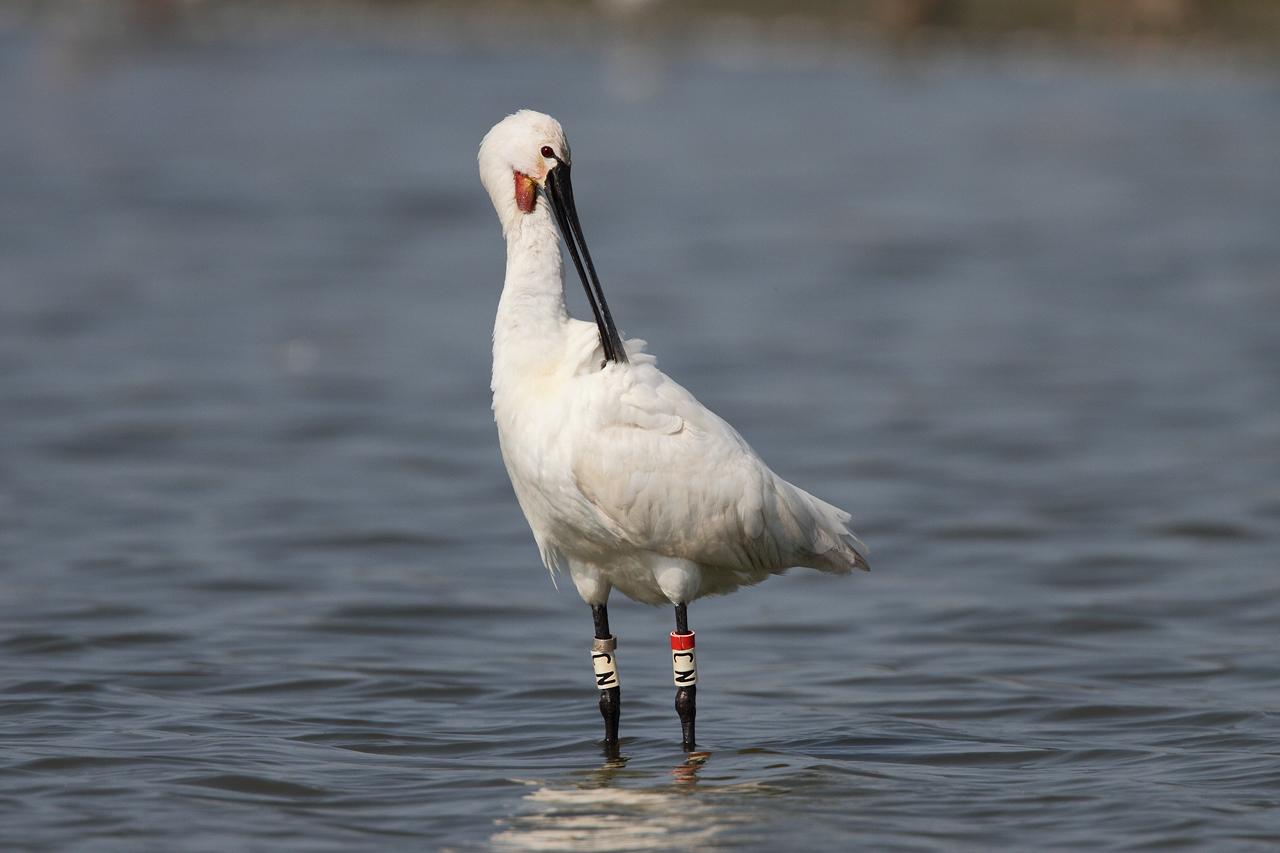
top-left (479, 110), bottom-right (868, 752)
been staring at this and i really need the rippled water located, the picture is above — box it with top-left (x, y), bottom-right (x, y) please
top-left (3, 18), bottom-right (1279, 851)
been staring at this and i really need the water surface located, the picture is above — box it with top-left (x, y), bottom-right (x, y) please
top-left (2, 20), bottom-right (1279, 851)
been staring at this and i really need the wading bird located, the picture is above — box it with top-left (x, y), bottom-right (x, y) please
top-left (479, 110), bottom-right (868, 752)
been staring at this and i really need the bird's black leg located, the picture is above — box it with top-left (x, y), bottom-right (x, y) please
top-left (590, 604), bottom-right (620, 749)
top-left (671, 602), bottom-right (697, 751)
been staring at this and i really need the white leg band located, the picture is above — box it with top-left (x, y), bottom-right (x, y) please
top-left (670, 631), bottom-right (697, 686)
top-left (591, 635), bottom-right (619, 690)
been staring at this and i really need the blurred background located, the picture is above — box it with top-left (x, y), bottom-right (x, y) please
top-left (2, 1), bottom-right (1278, 850)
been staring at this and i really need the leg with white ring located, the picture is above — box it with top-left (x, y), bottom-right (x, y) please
top-left (672, 602), bottom-right (696, 751)
top-left (590, 603), bottom-right (620, 748)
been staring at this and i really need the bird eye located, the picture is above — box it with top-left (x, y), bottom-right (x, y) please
top-left (540, 145), bottom-right (555, 159)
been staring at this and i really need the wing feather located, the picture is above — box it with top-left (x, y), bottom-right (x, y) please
top-left (570, 344), bottom-right (867, 577)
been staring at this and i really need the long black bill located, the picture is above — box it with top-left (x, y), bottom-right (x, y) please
top-left (545, 162), bottom-right (628, 365)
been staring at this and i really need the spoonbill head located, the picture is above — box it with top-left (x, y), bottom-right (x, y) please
top-left (479, 109), bottom-right (626, 365)
top-left (478, 110), bottom-right (568, 232)
top-left (478, 109), bottom-right (869, 753)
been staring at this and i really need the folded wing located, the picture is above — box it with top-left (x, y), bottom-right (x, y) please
top-left (570, 343), bottom-right (868, 583)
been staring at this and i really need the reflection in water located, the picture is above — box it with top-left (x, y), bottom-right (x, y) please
top-left (492, 752), bottom-right (749, 851)
top-left (671, 751), bottom-right (711, 785)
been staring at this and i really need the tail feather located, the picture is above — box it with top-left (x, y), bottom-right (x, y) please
top-left (788, 486), bottom-right (870, 573)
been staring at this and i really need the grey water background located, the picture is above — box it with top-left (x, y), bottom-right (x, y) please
top-left (3, 8), bottom-right (1280, 851)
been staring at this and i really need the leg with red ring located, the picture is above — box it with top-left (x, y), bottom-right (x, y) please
top-left (672, 603), bottom-right (696, 751)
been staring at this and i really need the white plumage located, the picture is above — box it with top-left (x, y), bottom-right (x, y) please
top-left (480, 110), bottom-right (867, 609)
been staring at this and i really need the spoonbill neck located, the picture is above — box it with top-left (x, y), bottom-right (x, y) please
top-left (495, 207), bottom-right (570, 348)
